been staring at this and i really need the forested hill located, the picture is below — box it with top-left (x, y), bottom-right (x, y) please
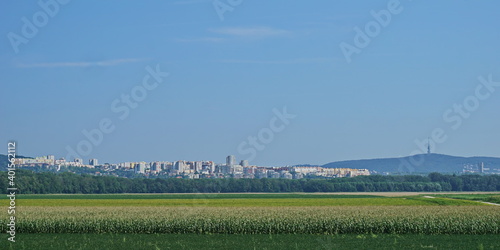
top-left (323, 154), bottom-right (500, 173)
top-left (0, 170), bottom-right (499, 194)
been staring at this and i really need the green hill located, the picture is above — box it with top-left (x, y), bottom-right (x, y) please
top-left (322, 154), bottom-right (500, 173)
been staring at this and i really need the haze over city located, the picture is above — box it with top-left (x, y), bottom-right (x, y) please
top-left (1, 0), bottom-right (499, 166)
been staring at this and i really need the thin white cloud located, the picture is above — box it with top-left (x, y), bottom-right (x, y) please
top-left (209, 27), bottom-right (291, 38)
top-left (16, 58), bottom-right (146, 68)
top-left (174, 27), bottom-right (291, 43)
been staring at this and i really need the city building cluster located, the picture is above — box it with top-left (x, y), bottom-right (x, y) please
top-left (14, 155), bottom-right (98, 169)
top-left (13, 155), bottom-right (370, 179)
top-left (463, 162), bottom-right (500, 174)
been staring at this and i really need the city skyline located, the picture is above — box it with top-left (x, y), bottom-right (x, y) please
top-left (1, 1), bottom-right (500, 166)
top-left (10, 151), bottom-right (500, 178)
top-left (11, 153), bottom-right (372, 180)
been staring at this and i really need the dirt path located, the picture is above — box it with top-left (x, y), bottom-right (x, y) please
top-left (423, 195), bottom-right (500, 206)
top-left (478, 201), bottom-right (500, 206)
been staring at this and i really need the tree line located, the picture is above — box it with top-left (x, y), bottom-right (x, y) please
top-left (0, 170), bottom-right (499, 194)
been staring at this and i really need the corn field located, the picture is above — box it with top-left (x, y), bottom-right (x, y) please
top-left (2, 206), bottom-right (499, 235)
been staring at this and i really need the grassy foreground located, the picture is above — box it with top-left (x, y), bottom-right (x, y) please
top-left (433, 194), bottom-right (500, 204)
top-left (5, 193), bottom-right (384, 199)
top-left (5, 234), bottom-right (500, 250)
top-left (9, 197), bottom-right (484, 207)
top-left (2, 194), bottom-right (488, 207)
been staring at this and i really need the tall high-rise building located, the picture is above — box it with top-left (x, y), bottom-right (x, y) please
top-left (135, 163), bottom-right (146, 174)
top-left (151, 162), bottom-right (161, 172)
top-left (174, 161), bottom-right (186, 172)
top-left (47, 155), bottom-right (55, 165)
top-left (226, 155), bottom-right (235, 166)
top-left (240, 160), bottom-right (249, 167)
top-left (89, 159), bottom-right (98, 166)
top-left (194, 161), bottom-right (203, 172)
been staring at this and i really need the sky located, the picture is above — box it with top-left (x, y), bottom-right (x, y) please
top-left (1, 0), bottom-right (499, 166)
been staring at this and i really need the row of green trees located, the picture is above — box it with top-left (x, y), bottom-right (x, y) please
top-left (0, 170), bottom-right (499, 194)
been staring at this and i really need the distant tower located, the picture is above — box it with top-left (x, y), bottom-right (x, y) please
top-left (226, 155), bottom-right (235, 166)
top-left (427, 138), bottom-right (431, 154)
top-left (479, 162), bottom-right (485, 173)
top-left (174, 161), bottom-right (185, 172)
top-left (240, 160), bottom-right (249, 167)
top-left (89, 158), bottom-right (98, 166)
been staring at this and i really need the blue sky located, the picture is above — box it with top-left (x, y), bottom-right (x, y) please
top-left (1, 0), bottom-right (499, 166)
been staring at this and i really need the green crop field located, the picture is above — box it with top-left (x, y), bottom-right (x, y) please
top-left (0, 193), bottom-right (490, 207)
top-left (5, 205), bottom-right (499, 234)
top-left (2, 193), bottom-right (499, 249)
top-left (4, 234), bottom-right (500, 250)
top-left (3, 197), bottom-right (485, 207)
top-left (1, 193), bottom-right (385, 200)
